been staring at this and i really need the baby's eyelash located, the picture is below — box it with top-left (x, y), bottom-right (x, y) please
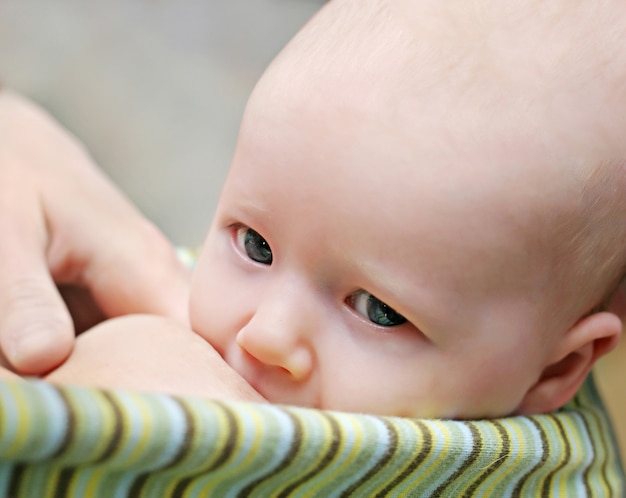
top-left (347, 290), bottom-right (407, 327)
top-left (234, 225), bottom-right (273, 265)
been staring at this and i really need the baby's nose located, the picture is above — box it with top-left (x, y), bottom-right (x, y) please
top-left (235, 281), bottom-right (316, 381)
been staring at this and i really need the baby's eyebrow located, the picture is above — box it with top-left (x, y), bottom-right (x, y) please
top-left (232, 197), bottom-right (271, 219)
top-left (351, 259), bottom-right (417, 309)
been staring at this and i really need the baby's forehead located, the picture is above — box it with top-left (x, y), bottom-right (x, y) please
top-left (257, 0), bottom-right (626, 177)
top-left (243, 0), bottom-right (626, 225)
top-left (292, 2), bottom-right (621, 106)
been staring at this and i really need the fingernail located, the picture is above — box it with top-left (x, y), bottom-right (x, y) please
top-left (7, 322), bottom-right (71, 375)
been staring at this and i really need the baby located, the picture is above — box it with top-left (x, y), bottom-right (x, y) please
top-left (46, 0), bottom-right (626, 419)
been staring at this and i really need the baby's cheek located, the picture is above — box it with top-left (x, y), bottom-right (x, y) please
top-left (189, 272), bottom-right (238, 357)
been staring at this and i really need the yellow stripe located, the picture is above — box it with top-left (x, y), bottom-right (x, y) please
top-left (327, 415), bottom-right (364, 481)
top-left (79, 466), bottom-right (108, 497)
top-left (158, 402), bottom-right (230, 497)
top-left (5, 382), bottom-right (31, 457)
top-left (173, 402), bottom-right (235, 497)
top-left (410, 420), bottom-right (456, 485)
top-left (296, 420), bottom-right (335, 498)
top-left (557, 414), bottom-right (583, 496)
top-left (231, 405), bottom-right (264, 472)
top-left (536, 415), bottom-right (567, 495)
top-left (480, 418), bottom-right (527, 495)
top-left (272, 410), bottom-right (337, 494)
top-left (121, 395), bottom-right (153, 467)
top-left (196, 405), bottom-right (257, 495)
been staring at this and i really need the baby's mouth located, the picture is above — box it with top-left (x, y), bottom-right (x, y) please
top-left (224, 349), bottom-right (267, 398)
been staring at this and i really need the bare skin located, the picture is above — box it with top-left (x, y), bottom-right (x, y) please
top-left (45, 0), bottom-right (625, 420)
top-left (45, 315), bottom-right (265, 402)
top-left (0, 90), bottom-right (191, 374)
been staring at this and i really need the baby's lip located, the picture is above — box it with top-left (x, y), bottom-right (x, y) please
top-left (225, 352), bottom-right (267, 398)
top-left (242, 372), bottom-right (321, 410)
top-left (246, 377), bottom-right (266, 399)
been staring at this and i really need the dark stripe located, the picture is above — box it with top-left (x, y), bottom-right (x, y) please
top-left (276, 411), bottom-right (342, 497)
top-left (568, 388), bottom-right (596, 494)
top-left (7, 385), bottom-right (95, 496)
top-left (540, 414), bottom-right (571, 497)
top-left (431, 421), bottom-right (483, 498)
top-left (172, 401), bottom-right (239, 498)
top-left (578, 410), bottom-right (597, 497)
top-left (49, 390), bottom-right (124, 497)
top-left (374, 419), bottom-right (433, 497)
top-left (50, 387), bottom-right (75, 458)
top-left (335, 417), bottom-right (399, 497)
top-left (94, 390), bottom-right (125, 464)
top-left (567, 391), bottom-right (616, 496)
top-left (588, 404), bottom-right (614, 494)
top-left (7, 463), bottom-right (26, 497)
top-left (465, 420), bottom-right (511, 496)
top-left (128, 397), bottom-right (196, 496)
top-left (52, 388), bottom-right (78, 496)
top-left (511, 416), bottom-right (549, 498)
top-left (584, 376), bottom-right (614, 493)
top-left (237, 409), bottom-right (304, 498)
top-left (9, 388), bottom-right (121, 496)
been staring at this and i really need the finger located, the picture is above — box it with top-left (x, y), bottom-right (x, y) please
top-left (0, 272), bottom-right (74, 374)
top-left (85, 223), bottom-right (192, 324)
top-left (41, 160), bottom-right (192, 325)
top-left (47, 203), bottom-right (192, 324)
top-left (0, 171), bottom-right (74, 373)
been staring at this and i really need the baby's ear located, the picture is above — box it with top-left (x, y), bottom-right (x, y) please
top-left (516, 311), bottom-right (622, 415)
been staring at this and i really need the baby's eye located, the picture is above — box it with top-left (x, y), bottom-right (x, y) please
top-left (348, 291), bottom-right (407, 327)
top-left (236, 227), bottom-right (273, 265)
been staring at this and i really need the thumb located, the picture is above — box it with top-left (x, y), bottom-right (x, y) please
top-left (77, 221), bottom-right (192, 325)
top-left (0, 183), bottom-right (74, 374)
top-left (0, 272), bottom-right (74, 374)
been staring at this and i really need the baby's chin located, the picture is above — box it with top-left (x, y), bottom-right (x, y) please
top-left (301, 395), bottom-right (517, 421)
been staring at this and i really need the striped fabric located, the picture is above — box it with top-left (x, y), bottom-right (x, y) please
top-left (0, 375), bottom-right (622, 497)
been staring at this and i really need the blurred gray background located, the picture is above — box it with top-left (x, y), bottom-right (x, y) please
top-left (0, 0), bottom-right (323, 246)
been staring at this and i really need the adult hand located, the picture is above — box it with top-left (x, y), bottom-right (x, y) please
top-left (0, 89), bottom-right (191, 375)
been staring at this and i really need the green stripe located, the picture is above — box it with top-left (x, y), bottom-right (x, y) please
top-left (431, 421), bottom-right (483, 497)
top-left (541, 414), bottom-right (571, 496)
top-left (374, 419), bottom-right (433, 496)
top-left (50, 387), bottom-right (74, 458)
top-left (512, 416), bottom-right (549, 497)
top-left (576, 410), bottom-right (597, 497)
top-left (237, 409), bottom-right (303, 497)
top-left (279, 411), bottom-right (342, 496)
top-left (577, 372), bottom-right (622, 491)
top-left (7, 463), bottom-right (25, 497)
top-left (578, 401), bottom-right (612, 495)
top-left (339, 417), bottom-right (399, 497)
top-left (52, 388), bottom-right (77, 495)
top-left (465, 420), bottom-right (510, 495)
top-left (172, 401), bottom-right (239, 497)
top-left (94, 390), bottom-right (124, 464)
top-left (0, 377), bottom-right (623, 496)
top-left (127, 397), bottom-right (195, 496)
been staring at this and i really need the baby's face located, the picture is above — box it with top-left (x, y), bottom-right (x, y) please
top-left (188, 75), bottom-right (574, 419)
top-left (190, 0), bottom-right (625, 418)
top-left (190, 100), bottom-right (560, 418)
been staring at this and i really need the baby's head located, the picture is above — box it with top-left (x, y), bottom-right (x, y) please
top-left (190, 0), bottom-right (626, 418)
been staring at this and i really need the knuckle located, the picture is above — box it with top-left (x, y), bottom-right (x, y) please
top-left (1, 276), bottom-right (65, 320)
